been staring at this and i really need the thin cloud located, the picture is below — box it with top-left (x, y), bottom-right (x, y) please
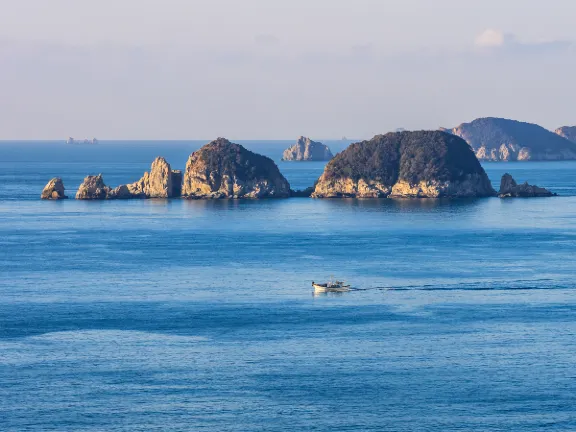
top-left (474, 28), bottom-right (573, 54)
top-left (475, 29), bottom-right (508, 48)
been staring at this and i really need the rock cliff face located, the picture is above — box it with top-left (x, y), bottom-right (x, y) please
top-left (282, 136), bottom-right (334, 161)
top-left (498, 173), bottom-right (556, 198)
top-left (41, 178), bottom-right (68, 200)
top-left (123, 157), bottom-right (177, 198)
top-left (555, 126), bottom-right (576, 143)
top-left (447, 117), bottom-right (576, 161)
top-left (182, 138), bottom-right (291, 199)
top-left (76, 174), bottom-right (112, 200)
top-left (312, 131), bottom-right (496, 198)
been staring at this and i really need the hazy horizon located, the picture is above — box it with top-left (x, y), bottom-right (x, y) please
top-left (1, 0), bottom-right (575, 139)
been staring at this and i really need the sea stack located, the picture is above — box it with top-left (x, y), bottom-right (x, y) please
top-left (41, 178), bottom-right (68, 200)
top-left (282, 136), bottom-right (334, 161)
top-left (75, 158), bottom-right (181, 200)
top-left (76, 174), bottom-right (112, 200)
top-left (182, 138), bottom-right (291, 199)
top-left (119, 157), bottom-right (180, 198)
top-left (498, 173), bottom-right (556, 198)
top-left (448, 117), bottom-right (576, 161)
top-left (312, 131), bottom-right (496, 198)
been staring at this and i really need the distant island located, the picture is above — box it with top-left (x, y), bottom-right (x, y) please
top-left (67, 137), bottom-right (99, 145)
top-left (444, 118), bottom-right (576, 161)
top-left (281, 136), bottom-right (333, 161)
top-left (555, 126), bottom-right (576, 143)
top-left (42, 131), bottom-right (557, 201)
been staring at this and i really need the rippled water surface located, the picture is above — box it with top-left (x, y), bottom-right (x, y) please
top-left (1, 141), bottom-right (576, 431)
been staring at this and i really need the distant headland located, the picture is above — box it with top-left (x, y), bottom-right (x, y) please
top-left (441, 118), bottom-right (576, 161)
top-left (42, 129), bottom-right (556, 201)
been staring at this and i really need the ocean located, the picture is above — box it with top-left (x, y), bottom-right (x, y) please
top-left (1, 140), bottom-right (576, 431)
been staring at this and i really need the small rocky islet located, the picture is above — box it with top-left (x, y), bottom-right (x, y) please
top-left (41, 132), bottom-right (557, 201)
top-left (41, 177), bottom-right (68, 200)
top-left (282, 136), bottom-right (333, 161)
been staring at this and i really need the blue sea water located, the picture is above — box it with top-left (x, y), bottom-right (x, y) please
top-left (1, 141), bottom-right (576, 431)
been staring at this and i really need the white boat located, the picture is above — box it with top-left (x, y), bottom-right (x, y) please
top-left (312, 278), bottom-right (351, 293)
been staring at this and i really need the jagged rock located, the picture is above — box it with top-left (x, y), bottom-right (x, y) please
top-left (498, 173), bottom-right (556, 198)
top-left (108, 185), bottom-right (133, 199)
top-left (182, 138), bottom-right (291, 199)
top-left (108, 157), bottom-right (182, 199)
top-left (555, 126), bottom-right (576, 143)
top-left (282, 136), bottom-right (334, 161)
top-left (448, 117), bottom-right (576, 161)
top-left (41, 178), bottom-right (68, 200)
top-left (312, 131), bottom-right (496, 198)
top-left (75, 174), bottom-right (112, 200)
top-left (124, 157), bottom-right (174, 198)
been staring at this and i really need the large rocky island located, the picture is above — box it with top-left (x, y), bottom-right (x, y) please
top-left (182, 138), bottom-right (291, 199)
top-left (446, 117), bottom-right (576, 161)
top-left (312, 131), bottom-right (496, 198)
top-left (282, 136), bottom-right (334, 161)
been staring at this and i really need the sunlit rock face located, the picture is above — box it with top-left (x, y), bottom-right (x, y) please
top-left (41, 178), bottom-right (68, 200)
top-left (76, 174), bottom-right (112, 200)
top-left (555, 126), bottom-right (576, 144)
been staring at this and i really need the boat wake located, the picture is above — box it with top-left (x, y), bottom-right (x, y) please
top-left (347, 278), bottom-right (568, 292)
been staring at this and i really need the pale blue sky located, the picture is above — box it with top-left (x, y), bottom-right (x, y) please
top-left (1, 0), bottom-right (575, 139)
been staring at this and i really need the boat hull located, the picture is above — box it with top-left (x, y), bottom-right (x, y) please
top-left (312, 283), bottom-right (351, 293)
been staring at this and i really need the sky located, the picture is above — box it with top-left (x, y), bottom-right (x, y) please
top-left (0, 0), bottom-right (575, 140)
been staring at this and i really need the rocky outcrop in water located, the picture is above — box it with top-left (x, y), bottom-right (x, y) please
top-left (282, 136), bottom-right (333, 161)
top-left (447, 117), bottom-right (576, 161)
top-left (182, 138), bottom-right (291, 199)
top-left (41, 178), bottom-right (68, 200)
top-left (498, 173), bottom-right (556, 198)
top-left (555, 126), bottom-right (576, 143)
top-left (312, 131), bottom-right (496, 198)
top-left (75, 158), bottom-right (182, 200)
top-left (122, 157), bottom-right (179, 198)
top-left (76, 174), bottom-right (112, 200)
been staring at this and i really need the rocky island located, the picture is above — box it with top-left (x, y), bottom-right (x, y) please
top-left (45, 133), bottom-right (558, 201)
top-left (312, 131), bottom-right (496, 198)
top-left (282, 136), bottom-right (334, 161)
top-left (498, 173), bottom-right (556, 198)
top-left (41, 178), bottom-right (68, 200)
top-left (76, 157), bottom-right (181, 200)
top-left (182, 138), bottom-right (291, 199)
top-left (446, 117), bottom-right (576, 161)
